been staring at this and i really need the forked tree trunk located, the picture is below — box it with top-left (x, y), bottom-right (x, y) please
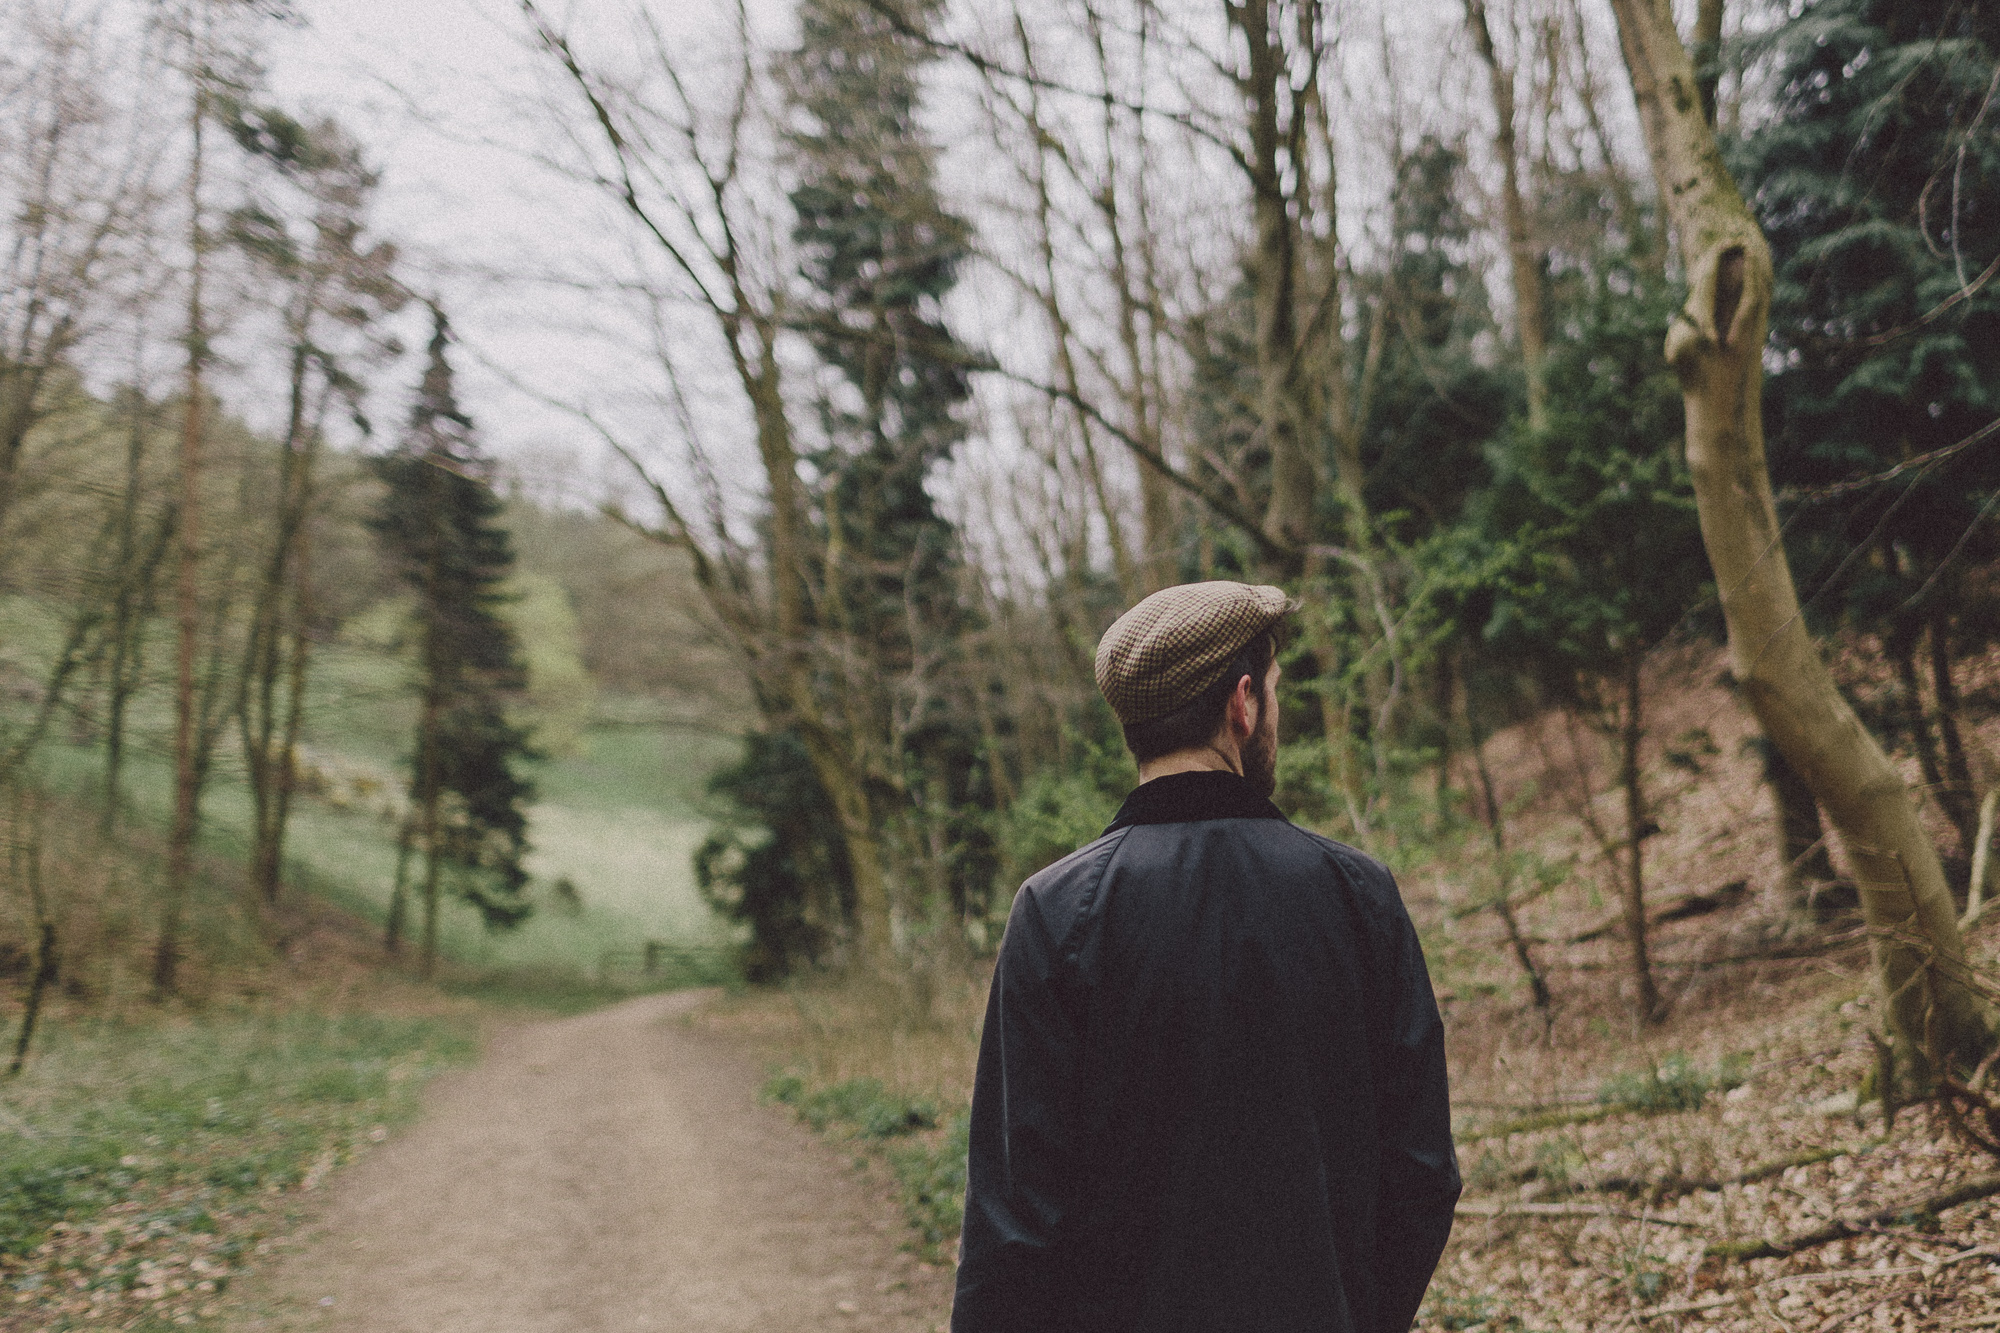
top-left (1605, 0), bottom-right (1995, 1078)
top-left (1758, 737), bottom-right (1838, 915)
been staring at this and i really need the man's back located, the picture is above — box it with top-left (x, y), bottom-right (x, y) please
top-left (952, 771), bottom-right (1459, 1333)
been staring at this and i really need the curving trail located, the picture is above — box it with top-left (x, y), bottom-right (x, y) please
top-left (237, 991), bottom-right (952, 1333)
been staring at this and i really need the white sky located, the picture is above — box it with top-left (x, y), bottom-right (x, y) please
top-left (248, 0), bottom-right (1658, 538)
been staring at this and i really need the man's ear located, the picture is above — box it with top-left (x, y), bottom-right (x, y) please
top-left (1227, 673), bottom-right (1258, 739)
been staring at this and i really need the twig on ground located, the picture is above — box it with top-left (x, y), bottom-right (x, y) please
top-left (1631, 1244), bottom-right (2000, 1322)
top-left (1706, 1173), bottom-right (2000, 1260)
top-left (1457, 1104), bottom-right (1617, 1141)
top-left (1453, 1200), bottom-right (1702, 1227)
top-left (1593, 1143), bottom-right (1872, 1202)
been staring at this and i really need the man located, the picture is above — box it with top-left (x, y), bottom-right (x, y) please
top-left (952, 581), bottom-right (1460, 1333)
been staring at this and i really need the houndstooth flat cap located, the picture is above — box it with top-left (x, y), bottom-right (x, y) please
top-left (1094, 581), bottom-right (1296, 727)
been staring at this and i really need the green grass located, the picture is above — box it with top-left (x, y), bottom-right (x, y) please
top-left (0, 1009), bottom-right (474, 1329)
top-left (25, 670), bottom-right (743, 989)
top-left (761, 1070), bottom-right (968, 1261)
top-left (1597, 1050), bottom-right (1749, 1115)
top-left (6, 595), bottom-right (743, 987)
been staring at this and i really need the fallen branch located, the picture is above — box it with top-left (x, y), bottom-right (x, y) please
top-left (1634, 1293), bottom-right (1740, 1320)
top-left (1455, 1200), bottom-right (1701, 1227)
top-left (1706, 1173), bottom-right (2000, 1261)
top-left (1595, 1143), bottom-right (1866, 1202)
top-left (1456, 1104), bottom-right (1617, 1142)
top-left (1632, 1244), bottom-right (2000, 1322)
top-left (1569, 882), bottom-right (1750, 943)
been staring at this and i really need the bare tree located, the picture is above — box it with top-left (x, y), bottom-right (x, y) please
top-left (229, 112), bottom-right (403, 904)
top-left (522, 0), bottom-right (903, 973)
top-left (1463, 0), bottom-right (1549, 429)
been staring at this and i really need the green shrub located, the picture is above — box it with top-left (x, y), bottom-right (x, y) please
top-left (997, 736), bottom-right (1135, 881)
top-left (888, 1110), bottom-right (969, 1256)
top-left (762, 1069), bottom-right (967, 1261)
top-left (1597, 1051), bottom-right (1746, 1115)
top-left (761, 1072), bottom-right (937, 1138)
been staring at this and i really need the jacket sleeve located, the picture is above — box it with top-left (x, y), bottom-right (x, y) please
top-left (951, 882), bottom-right (1082, 1333)
top-left (1371, 881), bottom-right (1461, 1333)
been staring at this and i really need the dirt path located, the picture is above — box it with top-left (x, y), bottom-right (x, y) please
top-left (235, 991), bottom-right (953, 1333)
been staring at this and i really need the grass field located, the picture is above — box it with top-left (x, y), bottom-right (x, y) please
top-left (14, 628), bottom-right (744, 989)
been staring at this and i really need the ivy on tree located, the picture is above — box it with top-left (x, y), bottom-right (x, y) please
top-left (370, 306), bottom-right (535, 975)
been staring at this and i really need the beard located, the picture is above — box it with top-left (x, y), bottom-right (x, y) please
top-left (1241, 717), bottom-right (1278, 799)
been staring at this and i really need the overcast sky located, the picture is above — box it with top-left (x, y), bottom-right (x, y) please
top-left (248, 0), bottom-right (1657, 539)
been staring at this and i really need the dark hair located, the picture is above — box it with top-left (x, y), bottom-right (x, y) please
top-left (1121, 631), bottom-right (1276, 763)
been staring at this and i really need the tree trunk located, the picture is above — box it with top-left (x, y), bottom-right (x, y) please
top-left (157, 74), bottom-right (207, 1000)
top-left (1692, 0), bottom-right (1725, 128)
top-left (1465, 0), bottom-right (1549, 429)
top-left (7, 793), bottom-right (55, 1077)
top-left (1231, 0), bottom-right (1314, 556)
top-left (1758, 736), bottom-right (1838, 915)
top-left (1618, 652), bottom-right (1665, 1023)
top-left (1606, 0), bottom-right (1994, 1077)
top-left (385, 816), bottom-right (414, 956)
top-left (262, 526), bottom-right (313, 902)
top-left (420, 830), bottom-right (442, 981)
top-left (1929, 606), bottom-right (1980, 881)
top-left (1888, 628), bottom-right (1964, 858)
top-left (800, 727), bottom-right (894, 976)
top-left (103, 398), bottom-right (150, 833)
top-left (1467, 690), bottom-right (1554, 1021)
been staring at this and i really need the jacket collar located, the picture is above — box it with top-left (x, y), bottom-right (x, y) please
top-left (1105, 769), bottom-right (1289, 833)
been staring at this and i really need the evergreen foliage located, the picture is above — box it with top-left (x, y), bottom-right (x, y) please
top-left (1466, 259), bottom-right (1708, 694)
top-left (369, 308), bottom-right (535, 934)
top-left (695, 730), bottom-right (853, 982)
top-left (1737, 0), bottom-right (2000, 857)
top-left (1355, 137), bottom-right (1511, 543)
top-left (698, 0), bottom-right (993, 972)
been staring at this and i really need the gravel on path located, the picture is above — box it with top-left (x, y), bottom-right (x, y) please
top-left (234, 990), bottom-right (953, 1333)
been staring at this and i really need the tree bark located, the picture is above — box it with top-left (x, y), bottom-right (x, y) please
top-left (1618, 652), bottom-right (1664, 1023)
top-left (385, 815), bottom-right (414, 956)
top-left (157, 67), bottom-right (207, 999)
top-left (1231, 0), bottom-right (1315, 556)
top-left (1465, 0), bottom-right (1550, 429)
top-left (1692, 0), bottom-right (1724, 128)
top-left (1606, 0), bottom-right (1994, 1077)
top-left (1929, 605), bottom-right (1980, 880)
top-left (1758, 736), bottom-right (1838, 915)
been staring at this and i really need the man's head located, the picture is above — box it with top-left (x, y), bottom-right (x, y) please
top-left (1094, 581), bottom-right (1293, 795)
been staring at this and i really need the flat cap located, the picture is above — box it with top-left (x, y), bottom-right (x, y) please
top-left (1095, 581), bottom-right (1295, 727)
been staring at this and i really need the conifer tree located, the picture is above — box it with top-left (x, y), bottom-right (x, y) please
top-left (1737, 0), bottom-right (2000, 878)
top-left (697, 0), bottom-right (991, 972)
top-left (784, 0), bottom-right (974, 655)
top-left (370, 306), bottom-right (534, 977)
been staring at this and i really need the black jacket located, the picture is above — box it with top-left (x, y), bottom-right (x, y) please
top-left (952, 770), bottom-right (1459, 1333)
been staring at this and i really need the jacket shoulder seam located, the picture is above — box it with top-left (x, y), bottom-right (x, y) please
top-left (1051, 827), bottom-right (1127, 966)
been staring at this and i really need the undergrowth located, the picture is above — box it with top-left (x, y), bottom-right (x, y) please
top-left (761, 1070), bottom-right (968, 1261)
top-left (0, 1008), bottom-right (473, 1330)
top-left (1596, 1049), bottom-right (1748, 1115)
